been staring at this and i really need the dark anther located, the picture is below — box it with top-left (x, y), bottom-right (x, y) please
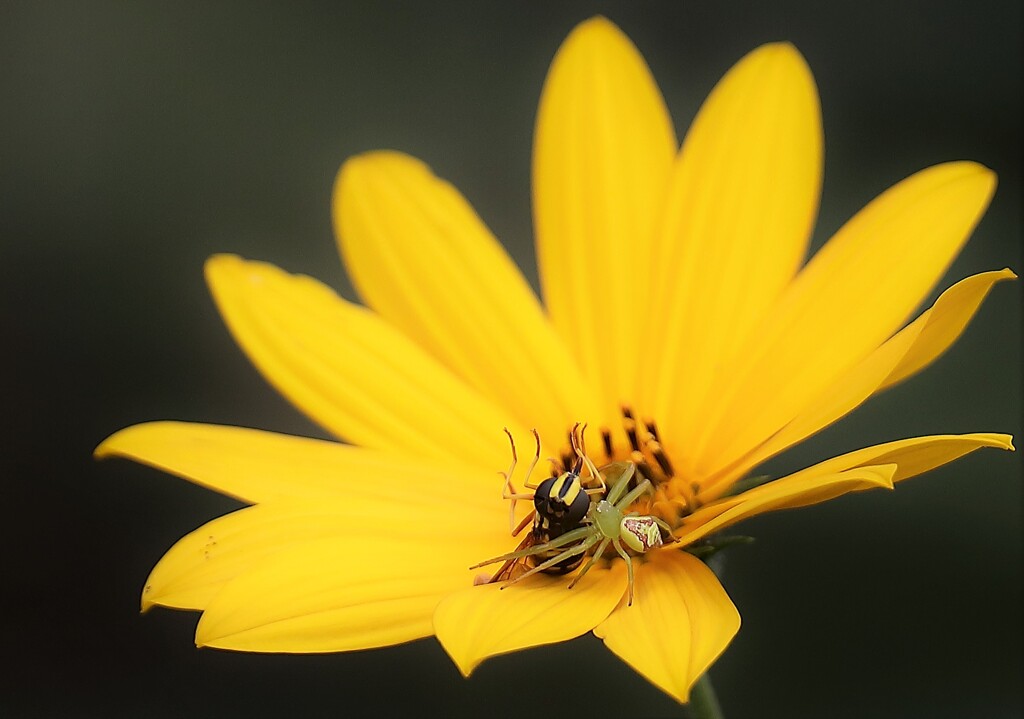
top-left (651, 443), bottom-right (675, 477)
top-left (644, 420), bottom-right (661, 442)
top-left (560, 451), bottom-right (574, 473)
top-left (625, 421), bottom-right (640, 453)
top-left (635, 461), bottom-right (655, 485)
top-left (600, 428), bottom-right (613, 458)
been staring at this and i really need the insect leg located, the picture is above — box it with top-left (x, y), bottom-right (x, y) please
top-left (521, 428), bottom-right (542, 490)
top-left (574, 425), bottom-right (607, 495)
top-left (501, 428), bottom-right (520, 533)
top-left (511, 510), bottom-right (534, 537)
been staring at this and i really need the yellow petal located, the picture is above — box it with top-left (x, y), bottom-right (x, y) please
top-left (205, 254), bottom-right (527, 468)
top-left (647, 43), bottom-right (823, 447)
top-left (95, 421), bottom-right (502, 507)
top-left (679, 465), bottom-right (898, 546)
top-left (145, 498), bottom-right (506, 612)
top-left (700, 269), bottom-right (1015, 497)
top-left (433, 562), bottom-right (626, 676)
top-left (334, 151), bottom-right (597, 443)
top-left (879, 268), bottom-right (1016, 390)
top-left (533, 16), bottom-right (676, 417)
top-left (594, 551), bottom-right (740, 703)
top-left (691, 162), bottom-right (997, 476)
top-left (194, 525), bottom-right (511, 652)
top-left (786, 433), bottom-right (1012, 489)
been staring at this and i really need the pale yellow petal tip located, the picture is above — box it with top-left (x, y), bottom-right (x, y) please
top-left (446, 651), bottom-right (478, 679)
top-left (204, 255), bottom-right (296, 297)
top-left (194, 617), bottom-right (215, 649)
top-left (336, 150), bottom-right (427, 188)
top-left (333, 150), bottom-right (432, 228)
top-left (979, 433), bottom-right (1015, 452)
top-left (204, 253), bottom-right (252, 293)
top-left (557, 16), bottom-right (644, 61)
top-left (433, 621), bottom-right (482, 678)
top-left (968, 162), bottom-right (998, 195)
top-left (869, 463), bottom-right (898, 490)
top-left (93, 422), bottom-right (157, 460)
top-left (204, 253), bottom-right (255, 284)
top-left (94, 428), bottom-right (128, 460)
top-left (741, 41), bottom-right (811, 73)
top-left (432, 602), bottom-right (476, 676)
top-left (343, 148), bottom-right (419, 167)
top-left (752, 40), bottom-right (803, 59)
top-left (94, 420), bottom-right (188, 460)
top-left (204, 252), bottom-right (244, 272)
top-left (932, 160), bottom-right (998, 196)
top-left (140, 584), bottom-right (155, 613)
top-left (569, 15), bottom-right (623, 40)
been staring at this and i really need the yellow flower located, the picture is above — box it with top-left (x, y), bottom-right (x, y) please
top-left (97, 17), bottom-right (1014, 704)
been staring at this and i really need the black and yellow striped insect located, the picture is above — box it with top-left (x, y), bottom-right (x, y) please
top-left (484, 426), bottom-right (607, 583)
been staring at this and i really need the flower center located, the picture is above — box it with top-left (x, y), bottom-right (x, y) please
top-left (553, 407), bottom-right (702, 531)
top-left (472, 415), bottom-right (684, 601)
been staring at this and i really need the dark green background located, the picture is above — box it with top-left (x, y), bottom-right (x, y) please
top-left (2, 1), bottom-right (1020, 717)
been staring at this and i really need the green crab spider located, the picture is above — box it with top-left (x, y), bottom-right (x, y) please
top-left (471, 460), bottom-right (674, 606)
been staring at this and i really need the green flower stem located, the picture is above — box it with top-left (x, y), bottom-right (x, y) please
top-left (686, 673), bottom-right (724, 719)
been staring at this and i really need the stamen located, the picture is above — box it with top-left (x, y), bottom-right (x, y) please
top-left (644, 419), bottom-right (661, 442)
top-left (545, 411), bottom-right (694, 527)
top-left (600, 427), bottom-right (613, 459)
top-left (560, 451), bottom-right (574, 474)
top-left (623, 417), bottom-right (641, 453)
top-left (630, 450), bottom-right (651, 475)
top-left (649, 440), bottom-right (675, 477)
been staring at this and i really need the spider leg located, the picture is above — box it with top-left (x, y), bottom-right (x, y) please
top-left (612, 539), bottom-right (636, 606)
top-left (500, 534), bottom-right (601, 588)
top-left (469, 525), bottom-right (593, 570)
top-left (567, 537), bottom-right (611, 589)
top-left (612, 477), bottom-right (653, 509)
top-left (652, 516), bottom-right (677, 542)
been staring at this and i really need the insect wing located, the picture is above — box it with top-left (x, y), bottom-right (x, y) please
top-left (487, 533), bottom-right (536, 584)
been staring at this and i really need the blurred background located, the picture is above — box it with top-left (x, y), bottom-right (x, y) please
top-left (1, 1), bottom-right (1020, 717)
